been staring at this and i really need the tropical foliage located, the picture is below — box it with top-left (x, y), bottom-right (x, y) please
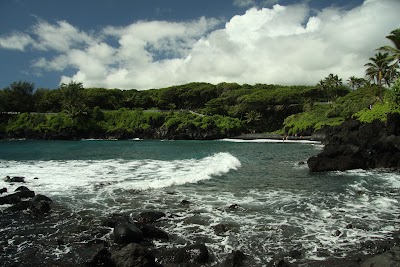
top-left (1, 28), bottom-right (400, 139)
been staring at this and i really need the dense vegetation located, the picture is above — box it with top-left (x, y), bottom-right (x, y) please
top-left (0, 28), bottom-right (399, 140)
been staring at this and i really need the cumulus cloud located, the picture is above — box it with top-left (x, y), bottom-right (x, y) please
top-left (1, 0), bottom-right (400, 89)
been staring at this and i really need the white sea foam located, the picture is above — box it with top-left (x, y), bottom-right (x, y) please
top-left (1, 153), bottom-right (400, 264)
top-left (219, 138), bottom-right (321, 144)
top-left (0, 152), bottom-right (241, 196)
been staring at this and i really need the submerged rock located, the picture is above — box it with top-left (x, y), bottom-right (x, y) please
top-left (32, 194), bottom-right (53, 203)
top-left (137, 211), bottom-right (166, 224)
top-left (156, 243), bottom-right (209, 265)
top-left (0, 187), bottom-right (7, 194)
top-left (140, 224), bottom-right (169, 240)
top-left (228, 204), bottom-right (240, 210)
top-left (102, 213), bottom-right (131, 228)
top-left (180, 199), bottom-right (191, 205)
top-left (267, 258), bottom-right (292, 267)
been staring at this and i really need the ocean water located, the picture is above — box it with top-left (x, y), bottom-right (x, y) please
top-left (0, 139), bottom-right (399, 265)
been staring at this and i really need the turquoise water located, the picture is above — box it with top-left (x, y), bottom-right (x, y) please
top-left (0, 140), bottom-right (399, 265)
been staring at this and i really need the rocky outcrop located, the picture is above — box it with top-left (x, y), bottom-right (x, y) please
top-left (308, 113), bottom-right (400, 172)
top-left (112, 243), bottom-right (161, 267)
top-left (1, 187), bottom-right (52, 216)
top-left (114, 222), bottom-right (144, 244)
top-left (361, 246), bottom-right (400, 267)
top-left (3, 176), bottom-right (25, 183)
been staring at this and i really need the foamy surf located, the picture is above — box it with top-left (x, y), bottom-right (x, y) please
top-left (220, 138), bottom-right (321, 144)
top-left (0, 152), bottom-right (241, 195)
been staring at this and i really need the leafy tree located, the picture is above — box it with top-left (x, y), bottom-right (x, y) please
top-left (60, 81), bottom-right (86, 117)
top-left (33, 88), bottom-right (63, 112)
top-left (3, 81), bottom-right (35, 112)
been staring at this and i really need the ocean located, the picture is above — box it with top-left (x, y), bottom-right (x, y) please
top-left (0, 139), bottom-right (399, 266)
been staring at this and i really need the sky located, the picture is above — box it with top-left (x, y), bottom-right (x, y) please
top-left (0, 0), bottom-right (399, 90)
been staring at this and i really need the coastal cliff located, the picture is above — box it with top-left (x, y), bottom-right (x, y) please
top-left (308, 113), bottom-right (400, 172)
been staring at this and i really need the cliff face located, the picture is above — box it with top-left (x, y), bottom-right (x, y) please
top-left (308, 113), bottom-right (400, 172)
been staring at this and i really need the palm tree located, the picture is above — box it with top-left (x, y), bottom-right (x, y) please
top-left (365, 52), bottom-right (391, 100)
top-left (324, 74), bottom-right (342, 100)
top-left (379, 28), bottom-right (400, 69)
top-left (347, 76), bottom-right (358, 90)
top-left (244, 110), bottom-right (261, 124)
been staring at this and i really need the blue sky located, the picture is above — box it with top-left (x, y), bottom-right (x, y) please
top-left (0, 0), bottom-right (399, 90)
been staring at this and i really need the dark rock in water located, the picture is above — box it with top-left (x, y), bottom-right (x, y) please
top-left (111, 243), bottom-right (161, 267)
top-left (267, 258), bottom-right (292, 267)
top-left (222, 250), bottom-right (247, 267)
top-left (212, 223), bottom-right (239, 236)
top-left (308, 154), bottom-right (366, 172)
top-left (102, 213), bottom-right (131, 228)
top-left (86, 247), bottom-right (116, 267)
top-left (31, 198), bottom-right (51, 215)
top-left (361, 246), bottom-right (400, 267)
top-left (33, 194), bottom-right (53, 202)
top-left (288, 249), bottom-right (302, 259)
top-left (15, 186), bottom-right (31, 192)
top-left (213, 224), bottom-right (229, 235)
top-left (137, 211), bottom-right (166, 224)
top-left (180, 199), bottom-right (191, 205)
top-left (156, 243), bottom-right (209, 265)
top-left (346, 223), bottom-right (353, 229)
top-left (114, 222), bottom-right (143, 244)
top-left (4, 176), bottom-right (25, 183)
top-left (0, 187), bottom-right (7, 194)
top-left (333, 230), bottom-right (342, 237)
top-left (228, 204), bottom-right (240, 210)
top-left (15, 190), bottom-right (35, 199)
top-left (5, 200), bottom-right (31, 212)
top-left (28, 194), bottom-right (53, 216)
top-left (140, 224), bottom-right (169, 240)
top-left (298, 161), bottom-right (306, 165)
top-left (0, 194), bottom-right (21, 205)
top-left (308, 115), bottom-right (400, 172)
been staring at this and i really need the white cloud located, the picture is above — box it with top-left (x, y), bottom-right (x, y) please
top-left (0, 32), bottom-right (33, 51)
top-left (31, 20), bottom-right (95, 52)
top-left (233, 0), bottom-right (257, 8)
top-left (1, 0), bottom-right (400, 89)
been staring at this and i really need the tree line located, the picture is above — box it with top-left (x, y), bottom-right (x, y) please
top-left (0, 28), bottom-right (399, 139)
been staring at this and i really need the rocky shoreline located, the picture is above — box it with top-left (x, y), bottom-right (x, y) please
top-left (308, 113), bottom-right (400, 172)
top-left (1, 175), bottom-right (400, 267)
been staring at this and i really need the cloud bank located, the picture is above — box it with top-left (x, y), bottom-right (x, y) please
top-left (1, 0), bottom-right (399, 89)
